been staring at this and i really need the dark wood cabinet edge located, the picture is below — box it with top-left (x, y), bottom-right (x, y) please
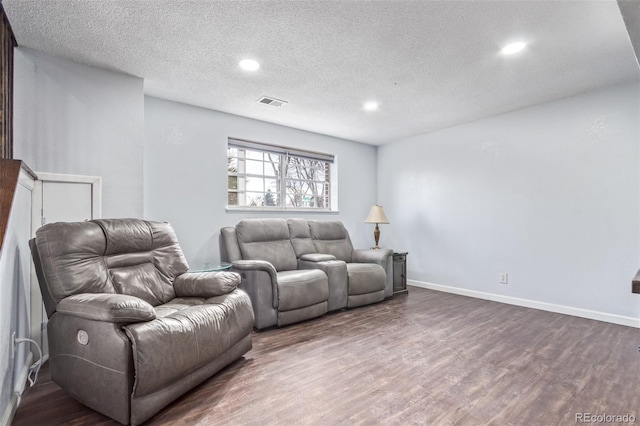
top-left (0, 4), bottom-right (18, 47)
top-left (633, 269), bottom-right (640, 294)
top-left (0, 160), bottom-right (36, 253)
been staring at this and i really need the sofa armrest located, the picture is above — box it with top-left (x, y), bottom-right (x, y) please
top-left (231, 260), bottom-right (278, 281)
top-left (174, 271), bottom-right (240, 298)
top-left (57, 293), bottom-right (156, 324)
top-left (352, 248), bottom-right (393, 267)
top-left (231, 260), bottom-right (279, 309)
top-left (299, 253), bottom-right (337, 262)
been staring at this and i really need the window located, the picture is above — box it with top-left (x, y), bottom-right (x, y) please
top-left (227, 138), bottom-right (334, 210)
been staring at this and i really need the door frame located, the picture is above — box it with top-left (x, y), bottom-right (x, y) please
top-left (33, 173), bottom-right (102, 227)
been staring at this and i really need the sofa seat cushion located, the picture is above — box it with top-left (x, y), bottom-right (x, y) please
top-left (346, 263), bottom-right (386, 295)
top-left (124, 290), bottom-right (253, 397)
top-left (154, 297), bottom-right (207, 318)
top-left (277, 269), bottom-right (328, 311)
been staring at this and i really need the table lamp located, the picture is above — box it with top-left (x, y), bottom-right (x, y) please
top-left (364, 205), bottom-right (390, 249)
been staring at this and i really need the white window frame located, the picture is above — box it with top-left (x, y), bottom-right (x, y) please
top-left (227, 138), bottom-right (338, 212)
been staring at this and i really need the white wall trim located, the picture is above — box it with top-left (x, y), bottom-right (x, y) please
top-left (13, 352), bottom-right (34, 397)
top-left (18, 169), bottom-right (35, 192)
top-left (408, 280), bottom-right (640, 328)
top-left (1, 352), bottom-right (34, 426)
top-left (1, 392), bottom-right (19, 426)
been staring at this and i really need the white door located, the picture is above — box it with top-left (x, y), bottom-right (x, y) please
top-left (42, 181), bottom-right (93, 224)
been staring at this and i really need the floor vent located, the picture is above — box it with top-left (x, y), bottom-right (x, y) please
top-left (257, 96), bottom-right (288, 108)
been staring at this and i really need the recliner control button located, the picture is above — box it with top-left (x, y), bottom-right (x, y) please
top-left (77, 330), bottom-right (89, 345)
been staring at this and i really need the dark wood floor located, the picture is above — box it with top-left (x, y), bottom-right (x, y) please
top-left (13, 286), bottom-right (640, 425)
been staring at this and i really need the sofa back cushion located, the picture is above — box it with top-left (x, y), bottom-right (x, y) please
top-left (308, 221), bottom-right (354, 262)
top-left (109, 263), bottom-right (174, 306)
top-left (287, 218), bottom-right (316, 257)
top-left (34, 221), bottom-right (114, 303)
top-left (219, 227), bottom-right (243, 262)
top-left (33, 219), bottom-right (188, 308)
top-left (236, 219), bottom-right (298, 271)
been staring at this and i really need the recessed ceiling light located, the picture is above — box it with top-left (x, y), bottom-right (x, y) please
top-left (239, 59), bottom-right (260, 71)
top-left (363, 101), bottom-right (379, 111)
top-left (501, 42), bottom-right (526, 55)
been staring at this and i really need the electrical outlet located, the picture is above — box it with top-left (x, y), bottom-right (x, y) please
top-left (499, 273), bottom-right (509, 284)
top-left (10, 331), bottom-right (16, 359)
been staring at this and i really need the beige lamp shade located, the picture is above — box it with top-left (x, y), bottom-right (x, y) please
top-left (364, 205), bottom-right (390, 224)
top-left (364, 205), bottom-right (389, 249)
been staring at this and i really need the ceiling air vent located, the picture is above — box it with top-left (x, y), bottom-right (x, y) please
top-left (257, 96), bottom-right (288, 108)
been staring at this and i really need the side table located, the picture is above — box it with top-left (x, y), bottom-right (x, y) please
top-left (189, 262), bottom-right (232, 273)
top-left (393, 252), bottom-right (408, 295)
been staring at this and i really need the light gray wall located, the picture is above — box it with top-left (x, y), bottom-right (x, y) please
top-left (144, 96), bottom-right (379, 269)
top-left (378, 82), bottom-right (640, 320)
top-left (13, 48), bottom-right (145, 218)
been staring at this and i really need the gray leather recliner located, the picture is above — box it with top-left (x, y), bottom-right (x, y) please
top-left (220, 218), bottom-right (393, 330)
top-left (30, 219), bottom-right (254, 425)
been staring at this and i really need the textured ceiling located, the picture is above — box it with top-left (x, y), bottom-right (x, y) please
top-left (4, 0), bottom-right (639, 145)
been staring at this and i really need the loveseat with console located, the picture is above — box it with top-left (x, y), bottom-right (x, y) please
top-left (220, 218), bottom-right (393, 329)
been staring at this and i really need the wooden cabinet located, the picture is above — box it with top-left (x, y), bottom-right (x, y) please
top-left (393, 252), bottom-right (408, 295)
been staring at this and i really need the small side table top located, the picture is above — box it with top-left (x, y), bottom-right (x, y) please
top-left (190, 262), bottom-right (232, 273)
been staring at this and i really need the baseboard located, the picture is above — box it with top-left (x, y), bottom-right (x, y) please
top-left (1, 352), bottom-right (34, 426)
top-left (408, 280), bottom-right (640, 328)
top-left (1, 393), bottom-right (19, 426)
top-left (15, 352), bottom-right (36, 395)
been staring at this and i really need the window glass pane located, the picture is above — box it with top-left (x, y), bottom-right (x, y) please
top-left (245, 178), bottom-right (264, 192)
top-left (246, 160), bottom-right (264, 175)
top-left (311, 196), bottom-right (321, 208)
top-left (264, 154), bottom-right (280, 176)
top-left (265, 178), bottom-right (278, 192)
top-left (315, 162), bottom-right (328, 181)
top-left (236, 157), bottom-right (246, 174)
top-left (286, 157), bottom-right (329, 180)
top-left (227, 157), bottom-right (238, 171)
top-left (285, 157), bottom-right (302, 179)
top-left (236, 176), bottom-right (245, 191)
top-left (228, 175), bottom-right (238, 190)
top-left (246, 150), bottom-right (263, 160)
top-left (246, 192), bottom-right (266, 206)
top-left (285, 192), bottom-right (302, 208)
top-left (263, 189), bottom-right (278, 206)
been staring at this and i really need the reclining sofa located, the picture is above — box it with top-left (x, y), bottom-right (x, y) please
top-left (220, 219), bottom-right (393, 329)
top-left (30, 219), bottom-right (254, 425)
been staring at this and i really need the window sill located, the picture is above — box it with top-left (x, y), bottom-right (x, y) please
top-left (226, 207), bottom-right (339, 214)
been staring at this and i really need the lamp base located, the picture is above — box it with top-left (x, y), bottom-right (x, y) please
top-left (373, 224), bottom-right (381, 249)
